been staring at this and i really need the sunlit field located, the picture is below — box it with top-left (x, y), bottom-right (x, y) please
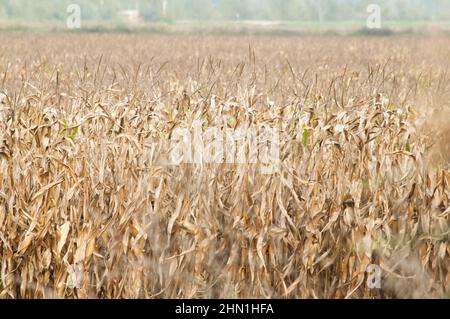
top-left (0, 33), bottom-right (449, 298)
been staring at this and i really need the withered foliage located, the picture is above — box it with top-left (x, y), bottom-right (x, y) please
top-left (0, 33), bottom-right (449, 298)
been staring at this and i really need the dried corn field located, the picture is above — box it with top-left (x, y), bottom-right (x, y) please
top-left (0, 33), bottom-right (449, 299)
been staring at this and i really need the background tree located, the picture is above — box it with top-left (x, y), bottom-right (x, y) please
top-left (0, 0), bottom-right (449, 23)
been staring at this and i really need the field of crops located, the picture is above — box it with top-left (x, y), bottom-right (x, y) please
top-left (0, 33), bottom-right (449, 298)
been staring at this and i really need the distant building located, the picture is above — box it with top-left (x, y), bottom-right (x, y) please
top-left (118, 9), bottom-right (144, 24)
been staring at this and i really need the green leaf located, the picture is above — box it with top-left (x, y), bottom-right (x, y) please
top-left (302, 128), bottom-right (309, 146)
top-left (70, 127), bottom-right (78, 140)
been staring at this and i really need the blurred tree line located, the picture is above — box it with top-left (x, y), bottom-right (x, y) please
top-left (0, 0), bottom-right (449, 22)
